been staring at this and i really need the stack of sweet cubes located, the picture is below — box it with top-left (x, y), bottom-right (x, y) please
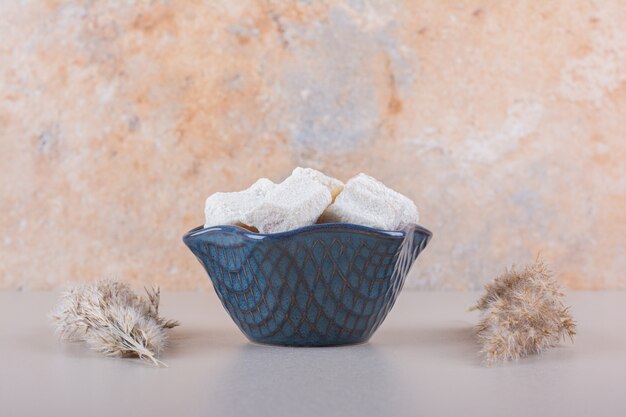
top-left (203, 168), bottom-right (419, 233)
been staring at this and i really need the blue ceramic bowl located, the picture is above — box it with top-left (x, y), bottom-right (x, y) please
top-left (183, 223), bottom-right (432, 347)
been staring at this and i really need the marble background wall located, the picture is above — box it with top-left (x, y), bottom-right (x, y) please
top-left (1, 0), bottom-right (625, 290)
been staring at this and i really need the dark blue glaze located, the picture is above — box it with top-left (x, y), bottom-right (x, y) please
top-left (183, 223), bottom-right (432, 347)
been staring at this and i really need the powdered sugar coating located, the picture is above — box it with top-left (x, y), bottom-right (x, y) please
top-left (321, 173), bottom-right (418, 230)
top-left (243, 176), bottom-right (332, 233)
top-left (204, 178), bottom-right (276, 228)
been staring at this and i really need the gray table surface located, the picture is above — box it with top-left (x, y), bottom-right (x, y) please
top-left (1, 291), bottom-right (624, 417)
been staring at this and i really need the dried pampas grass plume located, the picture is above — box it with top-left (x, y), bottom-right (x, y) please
top-left (470, 259), bottom-right (576, 365)
top-left (51, 280), bottom-right (179, 366)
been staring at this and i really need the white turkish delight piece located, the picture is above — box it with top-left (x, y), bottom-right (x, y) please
top-left (291, 167), bottom-right (344, 199)
top-left (321, 173), bottom-right (419, 230)
top-left (204, 178), bottom-right (276, 228)
top-left (243, 176), bottom-right (332, 233)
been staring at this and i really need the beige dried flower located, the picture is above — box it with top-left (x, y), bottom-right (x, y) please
top-left (471, 259), bottom-right (576, 365)
top-left (51, 280), bottom-right (179, 366)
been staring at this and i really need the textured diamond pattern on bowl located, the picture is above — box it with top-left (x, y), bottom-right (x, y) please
top-left (184, 223), bottom-right (431, 346)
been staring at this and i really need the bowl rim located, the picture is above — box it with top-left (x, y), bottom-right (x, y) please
top-left (183, 222), bottom-right (432, 242)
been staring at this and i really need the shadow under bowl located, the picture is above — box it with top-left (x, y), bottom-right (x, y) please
top-left (183, 223), bottom-right (432, 347)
